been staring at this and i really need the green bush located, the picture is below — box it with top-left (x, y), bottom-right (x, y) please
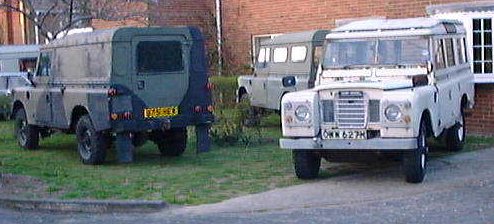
top-left (0, 95), bottom-right (11, 120)
top-left (208, 76), bottom-right (263, 146)
top-left (210, 76), bottom-right (238, 109)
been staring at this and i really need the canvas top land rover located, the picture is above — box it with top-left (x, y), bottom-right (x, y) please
top-left (279, 18), bottom-right (475, 183)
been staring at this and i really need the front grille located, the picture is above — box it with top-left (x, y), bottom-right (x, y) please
top-left (336, 91), bottom-right (366, 128)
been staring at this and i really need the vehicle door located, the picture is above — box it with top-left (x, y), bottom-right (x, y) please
top-left (434, 38), bottom-right (456, 129)
top-left (268, 45), bottom-right (309, 110)
top-left (250, 47), bottom-right (270, 108)
top-left (132, 35), bottom-right (189, 119)
top-left (29, 52), bottom-right (53, 125)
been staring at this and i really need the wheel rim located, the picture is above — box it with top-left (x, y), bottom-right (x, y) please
top-left (457, 116), bottom-right (465, 142)
top-left (79, 129), bottom-right (92, 159)
top-left (16, 118), bottom-right (28, 145)
top-left (418, 124), bottom-right (427, 170)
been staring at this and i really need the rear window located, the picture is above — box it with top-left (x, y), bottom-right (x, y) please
top-left (137, 41), bottom-right (183, 73)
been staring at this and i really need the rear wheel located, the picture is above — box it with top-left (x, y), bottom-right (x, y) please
top-left (155, 128), bottom-right (187, 157)
top-left (13, 108), bottom-right (39, 150)
top-left (75, 115), bottom-right (109, 165)
top-left (446, 110), bottom-right (465, 152)
top-left (403, 119), bottom-right (428, 183)
top-left (293, 150), bottom-right (321, 179)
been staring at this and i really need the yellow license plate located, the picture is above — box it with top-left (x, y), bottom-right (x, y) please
top-left (144, 106), bottom-right (179, 118)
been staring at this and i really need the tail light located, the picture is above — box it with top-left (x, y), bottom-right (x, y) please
top-left (194, 106), bottom-right (202, 113)
top-left (110, 112), bottom-right (133, 120)
top-left (108, 88), bottom-right (118, 97)
top-left (206, 82), bottom-right (214, 91)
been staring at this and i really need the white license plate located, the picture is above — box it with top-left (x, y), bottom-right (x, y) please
top-left (322, 129), bottom-right (367, 140)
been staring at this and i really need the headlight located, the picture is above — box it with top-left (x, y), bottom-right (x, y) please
top-left (385, 104), bottom-right (402, 122)
top-left (295, 105), bottom-right (311, 122)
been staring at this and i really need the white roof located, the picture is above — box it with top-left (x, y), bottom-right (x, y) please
top-left (0, 45), bottom-right (40, 54)
top-left (328, 17), bottom-right (465, 39)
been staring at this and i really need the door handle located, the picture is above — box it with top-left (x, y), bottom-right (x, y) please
top-left (45, 94), bottom-right (50, 102)
top-left (138, 80), bottom-right (145, 90)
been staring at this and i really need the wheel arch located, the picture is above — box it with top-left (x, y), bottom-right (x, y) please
top-left (10, 100), bottom-right (25, 119)
top-left (420, 109), bottom-right (433, 138)
top-left (237, 86), bottom-right (248, 103)
top-left (70, 105), bottom-right (89, 132)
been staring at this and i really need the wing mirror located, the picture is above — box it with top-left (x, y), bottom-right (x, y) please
top-left (282, 76), bottom-right (296, 87)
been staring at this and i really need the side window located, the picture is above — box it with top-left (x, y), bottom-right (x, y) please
top-left (137, 41), bottom-right (183, 73)
top-left (435, 40), bottom-right (446, 70)
top-left (36, 53), bottom-right (52, 77)
top-left (313, 46), bottom-right (323, 66)
top-left (273, 47), bottom-right (288, 63)
top-left (456, 38), bottom-right (466, 64)
top-left (444, 39), bottom-right (455, 67)
top-left (19, 58), bottom-right (37, 73)
top-left (257, 47), bottom-right (270, 63)
top-left (291, 46), bottom-right (307, 62)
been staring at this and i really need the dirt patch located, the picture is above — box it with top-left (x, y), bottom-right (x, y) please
top-left (0, 174), bottom-right (62, 199)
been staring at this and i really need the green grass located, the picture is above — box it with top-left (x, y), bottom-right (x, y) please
top-left (0, 121), bottom-right (297, 205)
top-left (1, 117), bottom-right (494, 205)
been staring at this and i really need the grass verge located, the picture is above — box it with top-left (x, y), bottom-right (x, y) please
top-left (1, 118), bottom-right (494, 205)
top-left (0, 120), bottom-right (298, 205)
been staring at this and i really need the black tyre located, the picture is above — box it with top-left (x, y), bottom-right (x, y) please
top-left (13, 108), bottom-right (39, 150)
top-left (156, 128), bottom-right (187, 157)
top-left (75, 115), bottom-right (109, 165)
top-left (293, 150), bottom-right (321, 179)
top-left (446, 111), bottom-right (465, 152)
top-left (403, 120), bottom-right (428, 183)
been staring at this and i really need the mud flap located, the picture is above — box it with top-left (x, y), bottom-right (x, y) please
top-left (196, 124), bottom-right (211, 153)
top-left (116, 132), bottom-right (135, 163)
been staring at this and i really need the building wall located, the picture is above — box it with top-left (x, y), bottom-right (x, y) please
top-left (221, 0), bottom-right (480, 74)
top-left (149, 0), bottom-right (215, 46)
top-left (0, 0), bottom-right (25, 45)
top-left (467, 84), bottom-right (494, 136)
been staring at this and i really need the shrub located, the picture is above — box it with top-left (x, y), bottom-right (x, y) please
top-left (0, 95), bottom-right (11, 120)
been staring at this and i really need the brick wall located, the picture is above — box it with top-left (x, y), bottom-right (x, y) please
top-left (0, 0), bottom-right (24, 44)
top-left (149, 0), bottom-right (216, 47)
top-left (467, 84), bottom-right (494, 136)
top-left (221, 0), bottom-right (479, 74)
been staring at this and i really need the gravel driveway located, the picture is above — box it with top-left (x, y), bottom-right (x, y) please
top-left (2, 147), bottom-right (493, 224)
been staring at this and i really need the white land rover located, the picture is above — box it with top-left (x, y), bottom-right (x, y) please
top-left (279, 18), bottom-right (475, 183)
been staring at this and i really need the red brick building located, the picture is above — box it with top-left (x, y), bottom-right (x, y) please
top-left (217, 0), bottom-right (494, 136)
top-left (0, 0), bottom-right (34, 45)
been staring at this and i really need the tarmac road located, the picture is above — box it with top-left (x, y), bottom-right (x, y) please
top-left (1, 147), bottom-right (493, 224)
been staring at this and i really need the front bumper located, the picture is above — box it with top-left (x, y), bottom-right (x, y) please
top-left (279, 137), bottom-right (417, 151)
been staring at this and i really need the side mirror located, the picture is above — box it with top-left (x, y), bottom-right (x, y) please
top-left (282, 76), bottom-right (296, 87)
top-left (26, 72), bottom-right (35, 87)
top-left (427, 61), bottom-right (434, 73)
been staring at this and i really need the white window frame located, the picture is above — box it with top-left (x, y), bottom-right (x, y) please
top-left (472, 18), bottom-right (493, 74)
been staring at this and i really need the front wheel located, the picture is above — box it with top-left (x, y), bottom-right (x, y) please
top-left (403, 120), bottom-right (428, 183)
top-left (75, 115), bottom-right (109, 165)
top-left (293, 150), bottom-right (321, 179)
top-left (13, 108), bottom-right (39, 150)
top-left (446, 111), bottom-right (465, 152)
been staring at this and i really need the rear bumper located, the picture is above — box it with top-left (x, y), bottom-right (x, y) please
top-left (112, 114), bottom-right (214, 132)
top-left (279, 137), bottom-right (417, 151)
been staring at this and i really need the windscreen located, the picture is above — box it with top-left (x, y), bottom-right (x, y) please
top-left (323, 38), bottom-right (429, 68)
